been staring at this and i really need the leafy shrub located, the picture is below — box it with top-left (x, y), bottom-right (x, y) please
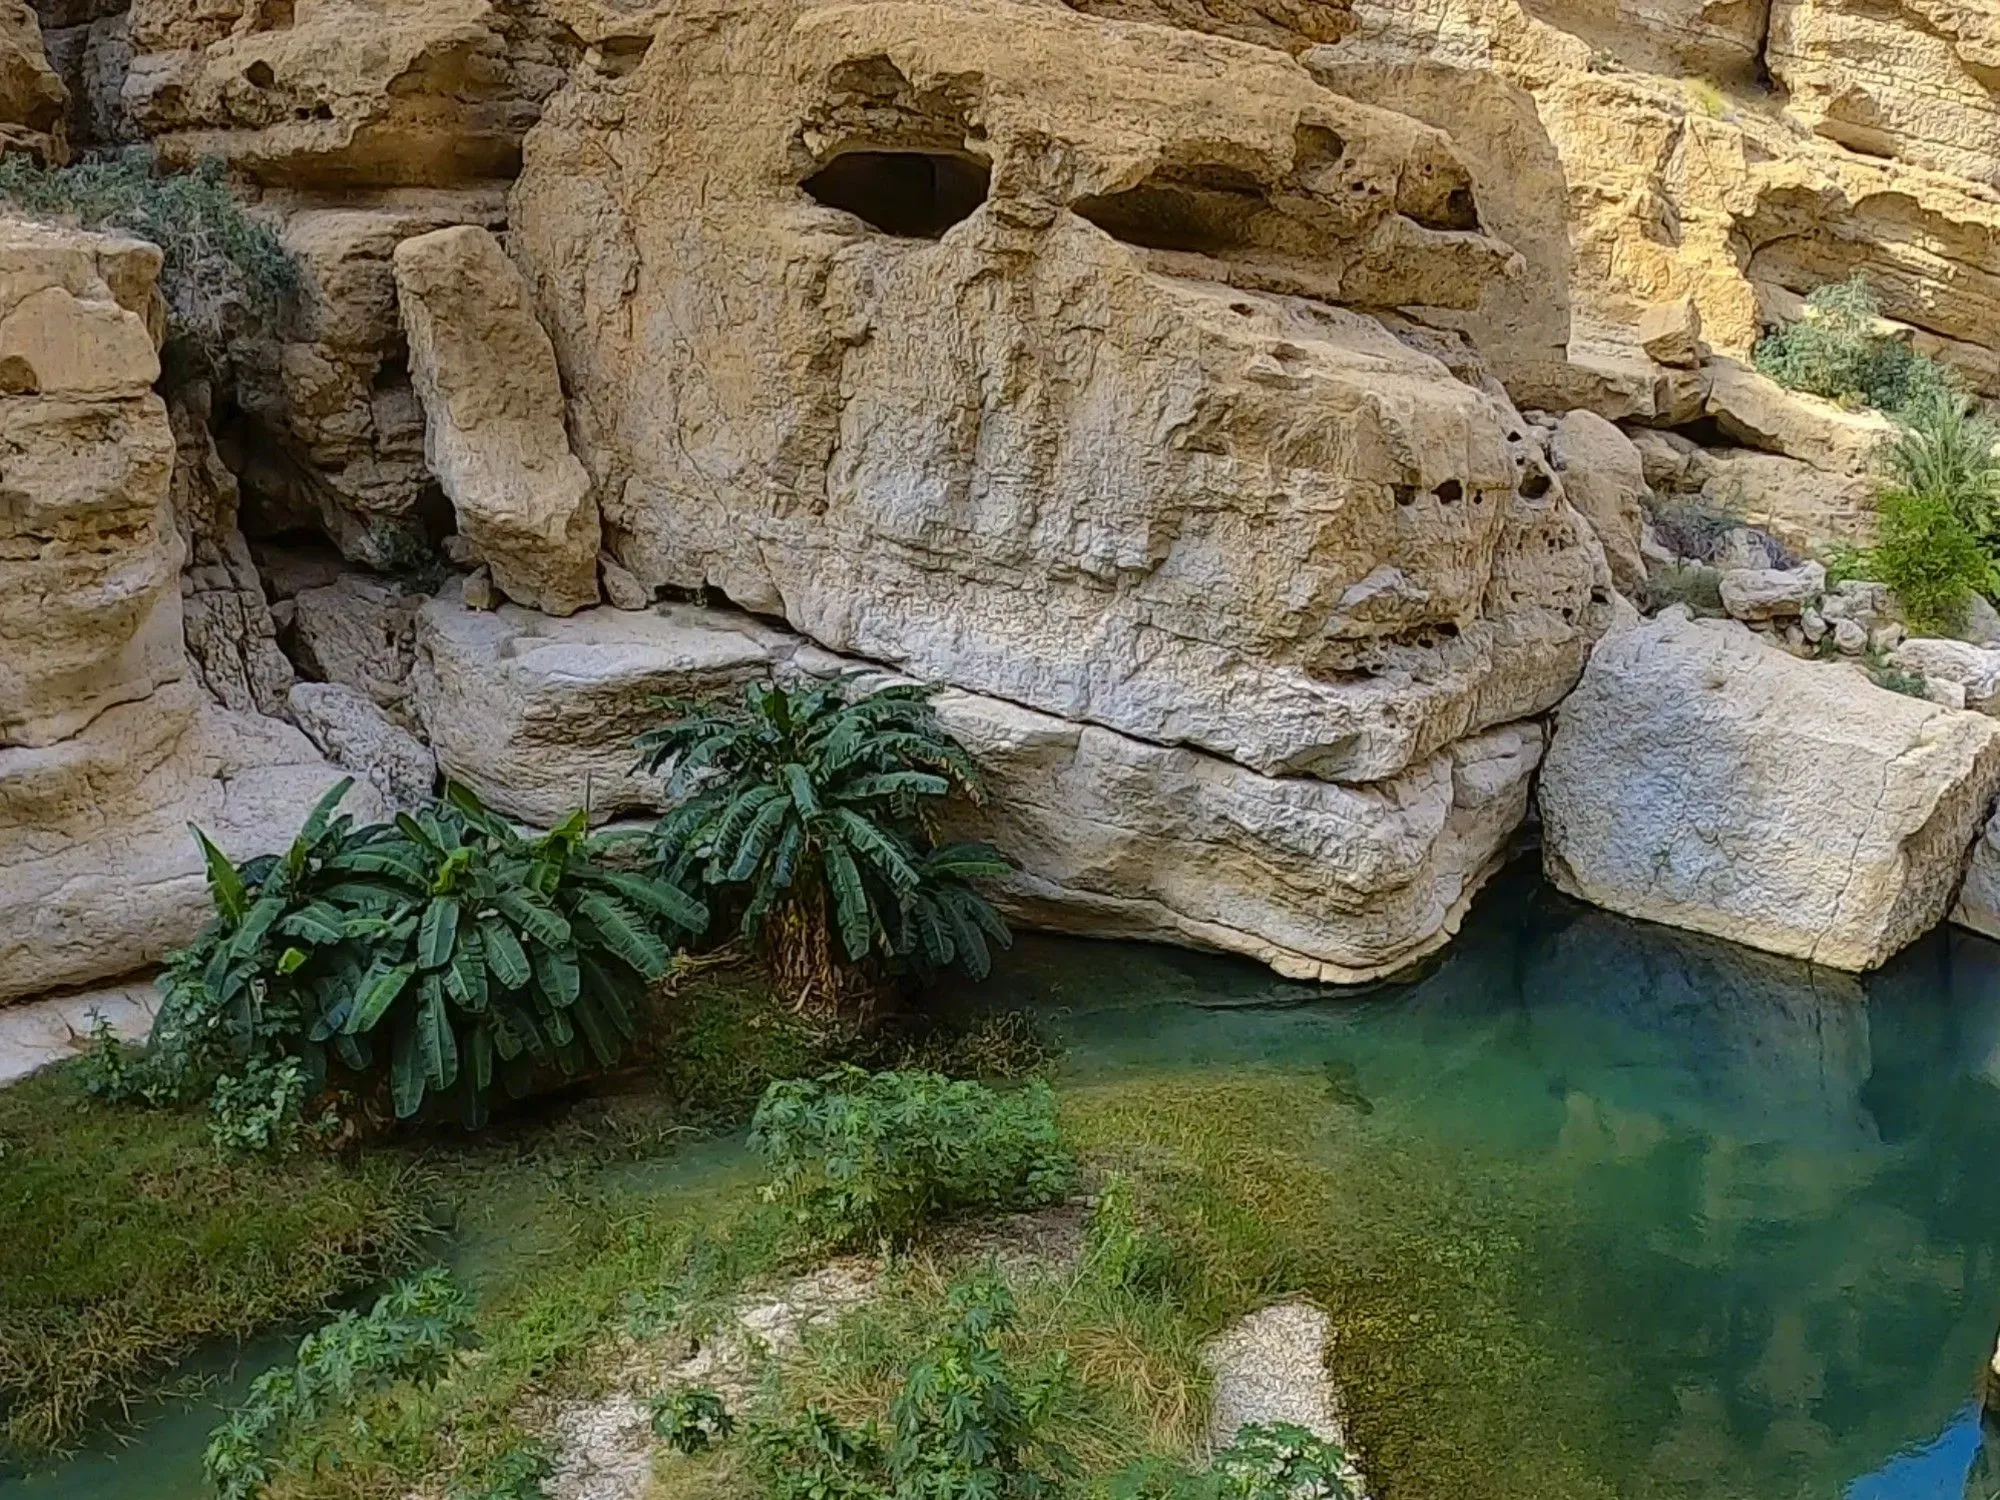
top-left (1638, 562), bottom-right (1725, 617)
top-left (73, 1010), bottom-right (149, 1102)
top-left (0, 149), bottom-right (297, 362)
top-left (747, 1272), bottom-right (1073, 1500)
top-left (1868, 659), bottom-right (1931, 700)
top-left (452, 1439), bottom-right (556, 1500)
top-left (1111, 1424), bottom-right (1357, 1500)
top-left (204, 1267), bottom-right (471, 1500)
top-left (1881, 392), bottom-right (2000, 542)
top-left (207, 1056), bottom-right (322, 1158)
top-left (1753, 275), bottom-right (1954, 416)
top-left (141, 779), bottom-right (706, 1127)
top-left (750, 1066), bottom-right (1074, 1246)
top-left (638, 678), bottom-right (1010, 1016)
top-left (752, 1407), bottom-right (889, 1500)
top-left (1642, 490), bottom-right (1747, 565)
top-left (653, 1385), bottom-right (736, 1454)
top-left (1865, 484), bottom-right (1994, 634)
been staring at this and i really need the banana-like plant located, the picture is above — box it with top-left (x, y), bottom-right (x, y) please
top-left (635, 676), bottom-right (1010, 1014)
top-left (150, 781), bottom-right (707, 1125)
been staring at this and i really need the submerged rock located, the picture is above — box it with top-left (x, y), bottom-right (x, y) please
top-left (1201, 1302), bottom-right (1369, 1494)
top-left (1539, 612), bottom-right (2000, 971)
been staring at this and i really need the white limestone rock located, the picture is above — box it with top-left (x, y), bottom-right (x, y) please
top-left (288, 572), bottom-right (425, 725)
top-left (289, 681), bottom-right (436, 809)
top-left (393, 226), bottom-right (599, 616)
top-left (1719, 561), bottom-right (1824, 623)
top-left (1552, 409), bottom-right (1649, 597)
top-left (1540, 612), bottom-right (2000, 971)
top-left (1888, 639), bottom-right (2000, 715)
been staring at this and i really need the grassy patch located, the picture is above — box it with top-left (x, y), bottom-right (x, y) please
top-left (0, 1065), bottom-right (431, 1459)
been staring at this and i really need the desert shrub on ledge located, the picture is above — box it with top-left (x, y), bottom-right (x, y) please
top-left (1753, 275), bottom-right (1953, 417)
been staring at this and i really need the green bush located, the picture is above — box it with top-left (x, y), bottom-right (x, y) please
top-left (0, 149), bottom-right (297, 361)
top-left (207, 1056), bottom-right (325, 1158)
top-left (653, 1386), bottom-right (736, 1454)
top-left (750, 1066), bottom-right (1074, 1246)
top-left (1864, 484), bottom-right (1994, 634)
top-left (1085, 1174), bottom-right (1180, 1298)
top-left (1110, 1424), bottom-right (1357, 1500)
top-left (203, 1267), bottom-right (472, 1500)
top-left (139, 779), bottom-right (707, 1127)
top-left (1752, 274), bottom-right (1954, 415)
top-left (747, 1271), bottom-right (1074, 1500)
top-left (451, 1440), bottom-right (556, 1500)
top-left (638, 678), bottom-right (1010, 1016)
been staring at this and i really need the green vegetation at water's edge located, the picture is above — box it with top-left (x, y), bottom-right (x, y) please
top-left (0, 1065), bottom-right (430, 1459)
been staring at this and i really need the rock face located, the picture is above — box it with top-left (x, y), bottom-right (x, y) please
top-left (1551, 410), bottom-right (1646, 597)
top-left (413, 590), bottom-right (1541, 981)
top-left (0, 219), bottom-right (374, 1006)
top-left (394, 225), bottom-right (598, 615)
top-left (1541, 612), bottom-right (2000, 972)
top-left (512, 0), bottom-right (1618, 782)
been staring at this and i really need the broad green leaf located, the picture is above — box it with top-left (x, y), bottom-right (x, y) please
top-left (445, 926), bottom-right (490, 1011)
top-left (418, 897), bottom-right (460, 970)
top-left (575, 893), bottom-right (668, 979)
top-left (190, 826), bottom-right (248, 922)
top-left (343, 962), bottom-right (416, 1034)
top-left (586, 871), bottom-right (708, 934)
top-left (481, 920), bottom-right (532, 989)
top-left (276, 945), bottom-right (311, 976)
top-left (782, 763), bottom-right (820, 817)
top-left (418, 974), bottom-right (459, 1091)
top-left (492, 891), bottom-right (571, 948)
top-left (531, 942), bottom-right (580, 1008)
top-left (391, 1018), bottom-right (425, 1119)
top-left (278, 902), bottom-right (346, 945)
top-left (286, 777), bottom-right (355, 877)
top-left (823, 840), bottom-right (873, 961)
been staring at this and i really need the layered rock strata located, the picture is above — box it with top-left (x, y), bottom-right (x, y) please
top-left (1541, 611), bottom-right (2000, 972)
top-left (0, 219), bottom-right (373, 1005)
top-left (413, 588), bottom-right (1545, 981)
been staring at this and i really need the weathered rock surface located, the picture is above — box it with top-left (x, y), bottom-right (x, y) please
top-left (288, 680), bottom-right (434, 808)
top-left (414, 590), bottom-right (1544, 981)
top-left (1889, 639), bottom-right (2000, 716)
top-left (121, 0), bottom-right (573, 187)
top-left (394, 225), bottom-right (597, 615)
top-left (1551, 409), bottom-right (1646, 597)
top-left (0, 681), bottom-right (380, 1003)
top-left (513, 0), bottom-right (1617, 779)
top-left (286, 571), bottom-right (425, 724)
top-left (0, 0), bottom-right (68, 159)
top-left (1541, 611), bottom-right (2000, 971)
top-left (0, 220), bottom-right (180, 750)
top-left (1719, 561), bottom-right (1824, 623)
top-left (0, 975), bottom-right (158, 1088)
top-left (1201, 1303), bottom-right (1367, 1492)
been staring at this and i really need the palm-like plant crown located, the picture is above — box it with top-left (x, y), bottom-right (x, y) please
top-left (635, 677), bottom-right (1011, 979)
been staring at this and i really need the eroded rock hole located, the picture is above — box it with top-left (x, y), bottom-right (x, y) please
top-left (244, 60), bottom-right (276, 88)
top-left (1520, 467), bottom-right (1552, 499)
top-left (801, 150), bottom-right (990, 239)
top-left (1393, 484), bottom-right (1417, 506)
top-left (1434, 479), bottom-right (1463, 504)
top-left (1073, 165), bottom-right (1267, 255)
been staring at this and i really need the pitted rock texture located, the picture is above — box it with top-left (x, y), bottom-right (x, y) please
top-left (512, 0), bottom-right (1618, 782)
top-left (394, 225), bottom-right (598, 615)
top-left (0, 219), bottom-right (179, 751)
top-left (414, 590), bottom-right (1540, 982)
top-left (1541, 611), bottom-right (2000, 972)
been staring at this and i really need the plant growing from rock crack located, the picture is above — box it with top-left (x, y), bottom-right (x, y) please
top-left (0, 149), bottom-right (298, 365)
top-left (637, 676), bottom-right (1010, 1017)
top-left (1753, 274), bottom-right (1954, 417)
top-left (749, 1066), bottom-right (1073, 1247)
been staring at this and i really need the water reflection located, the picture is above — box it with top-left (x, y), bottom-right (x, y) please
top-left (980, 866), bottom-right (2000, 1500)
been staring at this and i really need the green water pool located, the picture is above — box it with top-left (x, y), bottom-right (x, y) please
top-left (7, 867), bottom-right (2000, 1498)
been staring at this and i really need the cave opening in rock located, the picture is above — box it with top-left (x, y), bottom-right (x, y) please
top-left (801, 149), bottom-right (990, 239)
top-left (1072, 165), bottom-right (1267, 255)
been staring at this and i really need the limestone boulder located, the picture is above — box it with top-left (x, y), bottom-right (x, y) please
top-left (1693, 447), bottom-right (1875, 551)
top-left (40, 10), bottom-right (136, 151)
top-left (120, 0), bottom-right (573, 187)
top-left (288, 680), bottom-right (435, 808)
top-left (411, 589), bottom-right (789, 824)
top-left (287, 572), bottom-right (425, 723)
top-left (512, 0), bottom-right (1618, 781)
top-left (0, 0), bottom-right (67, 159)
top-left (394, 225), bottom-right (597, 615)
top-left (229, 195), bottom-right (504, 569)
top-left (1637, 296), bottom-right (1701, 368)
top-left (1540, 611), bottom-right (2000, 971)
top-left (0, 681), bottom-right (382, 1003)
top-left (1551, 409), bottom-right (1647, 596)
top-left (1888, 638), bottom-right (2000, 715)
top-left (411, 588), bottom-right (1547, 981)
top-left (1719, 561), bottom-right (1824, 623)
top-left (0, 220), bottom-right (182, 750)
top-left (1703, 359), bottom-right (1896, 479)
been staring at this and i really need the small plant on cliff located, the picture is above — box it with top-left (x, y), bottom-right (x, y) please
top-left (749, 1066), bottom-right (1073, 1247)
top-left (637, 677), bottom-right (1011, 1018)
top-left (142, 781), bottom-right (706, 1126)
top-left (1753, 274), bottom-right (1953, 416)
top-left (0, 149), bottom-right (298, 363)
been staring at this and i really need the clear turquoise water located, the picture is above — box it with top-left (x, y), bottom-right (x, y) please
top-left (7, 866), bottom-right (2000, 1498)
